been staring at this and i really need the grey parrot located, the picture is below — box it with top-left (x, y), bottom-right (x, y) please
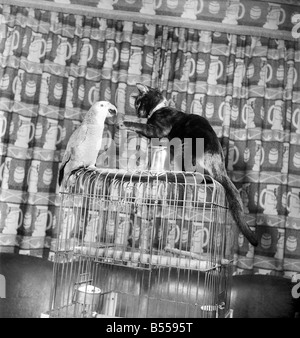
top-left (58, 101), bottom-right (117, 187)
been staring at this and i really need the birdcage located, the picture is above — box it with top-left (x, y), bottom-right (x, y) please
top-left (46, 168), bottom-right (234, 318)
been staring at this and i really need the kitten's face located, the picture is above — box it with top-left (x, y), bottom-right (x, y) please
top-left (134, 84), bottom-right (165, 118)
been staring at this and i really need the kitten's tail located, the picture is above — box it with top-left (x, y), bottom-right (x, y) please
top-left (219, 174), bottom-right (258, 247)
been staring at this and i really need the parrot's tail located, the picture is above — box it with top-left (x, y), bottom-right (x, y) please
top-left (58, 164), bottom-right (66, 186)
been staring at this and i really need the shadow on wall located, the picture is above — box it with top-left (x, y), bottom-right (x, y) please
top-left (0, 253), bottom-right (299, 318)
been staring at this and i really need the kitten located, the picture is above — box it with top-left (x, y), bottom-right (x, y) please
top-left (120, 83), bottom-right (258, 246)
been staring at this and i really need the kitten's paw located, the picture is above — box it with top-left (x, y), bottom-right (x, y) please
top-left (118, 121), bottom-right (126, 129)
top-left (118, 121), bottom-right (130, 129)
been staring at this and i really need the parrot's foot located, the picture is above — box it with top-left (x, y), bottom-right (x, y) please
top-left (86, 165), bottom-right (99, 175)
top-left (87, 165), bottom-right (97, 170)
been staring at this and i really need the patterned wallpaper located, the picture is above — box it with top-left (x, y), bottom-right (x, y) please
top-left (31, 0), bottom-right (300, 37)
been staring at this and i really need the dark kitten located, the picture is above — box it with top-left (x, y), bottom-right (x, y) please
top-left (120, 83), bottom-right (258, 247)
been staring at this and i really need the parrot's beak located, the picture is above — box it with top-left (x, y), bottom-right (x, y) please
top-left (108, 108), bottom-right (117, 117)
top-left (105, 104), bottom-right (118, 125)
top-left (107, 104), bottom-right (118, 118)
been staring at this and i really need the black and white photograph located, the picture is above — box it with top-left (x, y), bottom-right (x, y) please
top-left (0, 0), bottom-right (300, 321)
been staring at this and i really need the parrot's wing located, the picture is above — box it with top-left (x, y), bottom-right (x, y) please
top-left (58, 124), bottom-right (89, 186)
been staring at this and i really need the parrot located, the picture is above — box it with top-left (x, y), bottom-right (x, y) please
top-left (58, 101), bottom-right (117, 188)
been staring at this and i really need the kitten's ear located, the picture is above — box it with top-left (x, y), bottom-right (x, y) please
top-left (136, 83), bottom-right (149, 94)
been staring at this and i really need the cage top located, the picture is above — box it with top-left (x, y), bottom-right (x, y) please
top-left (61, 168), bottom-right (228, 209)
top-left (65, 167), bottom-right (219, 186)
